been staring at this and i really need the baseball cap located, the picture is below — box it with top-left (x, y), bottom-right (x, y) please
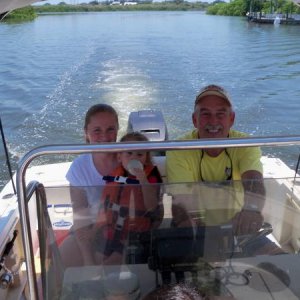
top-left (195, 84), bottom-right (232, 108)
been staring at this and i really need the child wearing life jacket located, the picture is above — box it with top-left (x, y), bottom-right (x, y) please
top-left (94, 132), bottom-right (163, 265)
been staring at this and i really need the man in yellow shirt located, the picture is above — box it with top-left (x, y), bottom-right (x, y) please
top-left (166, 84), bottom-right (266, 240)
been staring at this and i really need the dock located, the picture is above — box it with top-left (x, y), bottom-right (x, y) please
top-left (247, 12), bottom-right (300, 25)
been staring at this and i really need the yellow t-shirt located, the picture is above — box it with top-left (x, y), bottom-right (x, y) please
top-left (166, 129), bottom-right (262, 183)
top-left (166, 129), bottom-right (263, 225)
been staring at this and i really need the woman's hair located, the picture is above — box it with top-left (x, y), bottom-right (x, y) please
top-left (84, 104), bottom-right (119, 131)
top-left (120, 132), bottom-right (152, 165)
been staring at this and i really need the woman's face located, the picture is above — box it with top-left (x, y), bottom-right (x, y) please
top-left (85, 112), bottom-right (118, 143)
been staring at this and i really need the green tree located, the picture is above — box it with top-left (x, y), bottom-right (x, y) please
top-left (207, 0), bottom-right (300, 16)
top-left (2, 6), bottom-right (36, 21)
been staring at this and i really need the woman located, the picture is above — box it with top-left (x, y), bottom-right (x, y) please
top-left (59, 104), bottom-right (119, 267)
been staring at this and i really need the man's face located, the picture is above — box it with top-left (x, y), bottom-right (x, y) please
top-left (192, 95), bottom-right (235, 139)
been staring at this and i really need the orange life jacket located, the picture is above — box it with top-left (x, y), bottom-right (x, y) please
top-left (94, 164), bottom-right (162, 252)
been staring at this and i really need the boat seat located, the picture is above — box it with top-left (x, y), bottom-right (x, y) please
top-left (152, 156), bottom-right (166, 182)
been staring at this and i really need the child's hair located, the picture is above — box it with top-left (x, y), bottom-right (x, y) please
top-left (120, 132), bottom-right (148, 143)
top-left (120, 132), bottom-right (152, 165)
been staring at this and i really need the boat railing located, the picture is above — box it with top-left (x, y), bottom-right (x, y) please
top-left (35, 183), bottom-right (65, 300)
top-left (16, 135), bottom-right (300, 300)
top-left (7, 181), bottom-right (65, 299)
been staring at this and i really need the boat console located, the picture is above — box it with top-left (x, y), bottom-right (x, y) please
top-left (28, 177), bottom-right (300, 299)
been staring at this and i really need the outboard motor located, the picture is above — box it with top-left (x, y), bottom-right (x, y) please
top-left (127, 110), bottom-right (168, 142)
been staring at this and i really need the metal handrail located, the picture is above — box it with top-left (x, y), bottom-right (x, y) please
top-left (35, 183), bottom-right (48, 300)
top-left (16, 135), bottom-right (300, 300)
top-left (20, 181), bottom-right (40, 300)
top-left (35, 183), bottom-right (65, 299)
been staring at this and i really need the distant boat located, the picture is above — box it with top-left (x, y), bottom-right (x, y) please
top-left (273, 15), bottom-right (281, 25)
top-left (247, 12), bottom-right (300, 25)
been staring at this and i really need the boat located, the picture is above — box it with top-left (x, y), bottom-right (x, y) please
top-left (1, 107), bottom-right (300, 299)
top-left (246, 0), bottom-right (300, 25)
top-left (1, 3), bottom-right (300, 300)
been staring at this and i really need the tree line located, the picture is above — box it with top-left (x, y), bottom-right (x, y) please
top-left (207, 0), bottom-right (300, 16)
top-left (2, 0), bottom-right (300, 22)
top-left (34, 2), bottom-right (208, 13)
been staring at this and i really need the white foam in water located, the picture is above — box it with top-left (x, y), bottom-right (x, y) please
top-left (95, 58), bottom-right (158, 130)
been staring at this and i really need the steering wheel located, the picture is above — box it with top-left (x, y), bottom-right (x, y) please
top-left (236, 222), bottom-right (273, 251)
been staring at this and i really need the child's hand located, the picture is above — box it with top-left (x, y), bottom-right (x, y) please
top-left (133, 168), bottom-right (148, 183)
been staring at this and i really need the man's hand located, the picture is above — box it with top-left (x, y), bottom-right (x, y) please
top-left (231, 209), bottom-right (263, 236)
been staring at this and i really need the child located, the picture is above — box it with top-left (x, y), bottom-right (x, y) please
top-left (94, 132), bottom-right (163, 265)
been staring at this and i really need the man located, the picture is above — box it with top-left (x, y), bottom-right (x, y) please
top-left (166, 84), bottom-right (266, 240)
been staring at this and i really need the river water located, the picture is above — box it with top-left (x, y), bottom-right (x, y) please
top-left (0, 11), bottom-right (300, 189)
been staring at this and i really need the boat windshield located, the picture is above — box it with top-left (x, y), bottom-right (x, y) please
top-left (35, 177), bottom-right (300, 300)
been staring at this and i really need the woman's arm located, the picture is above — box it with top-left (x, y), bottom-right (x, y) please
top-left (70, 186), bottom-right (95, 265)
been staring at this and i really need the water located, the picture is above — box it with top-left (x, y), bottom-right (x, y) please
top-left (1, 11), bottom-right (300, 189)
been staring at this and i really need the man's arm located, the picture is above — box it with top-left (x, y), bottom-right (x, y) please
top-left (232, 170), bottom-right (266, 235)
top-left (242, 170), bottom-right (266, 212)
